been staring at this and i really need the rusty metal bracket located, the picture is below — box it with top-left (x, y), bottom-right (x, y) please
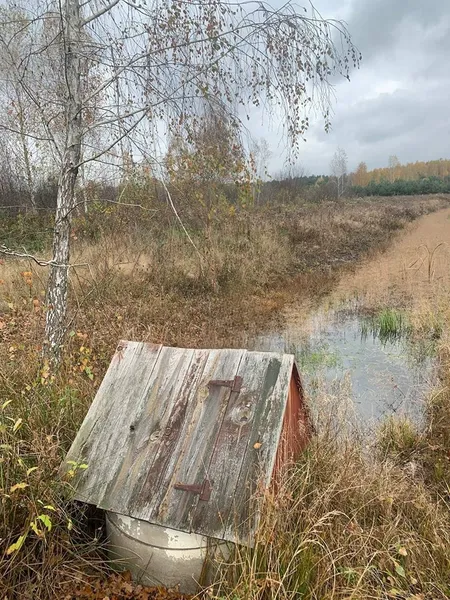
top-left (208, 376), bottom-right (243, 393)
top-left (174, 478), bottom-right (212, 501)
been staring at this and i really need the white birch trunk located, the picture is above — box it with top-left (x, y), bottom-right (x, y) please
top-left (16, 91), bottom-right (37, 213)
top-left (43, 0), bottom-right (82, 363)
top-left (80, 161), bottom-right (89, 214)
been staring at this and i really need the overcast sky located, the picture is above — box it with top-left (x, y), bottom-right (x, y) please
top-left (251, 0), bottom-right (450, 176)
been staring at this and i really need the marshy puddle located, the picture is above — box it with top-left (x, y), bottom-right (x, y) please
top-left (249, 208), bottom-right (450, 423)
top-left (251, 307), bottom-right (436, 422)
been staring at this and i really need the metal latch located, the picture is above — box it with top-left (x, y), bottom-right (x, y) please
top-left (174, 478), bottom-right (212, 501)
top-left (208, 376), bottom-right (243, 393)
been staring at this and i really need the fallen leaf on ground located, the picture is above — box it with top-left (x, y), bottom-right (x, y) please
top-left (60, 571), bottom-right (194, 600)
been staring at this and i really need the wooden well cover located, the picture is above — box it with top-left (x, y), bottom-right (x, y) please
top-left (63, 342), bottom-right (308, 544)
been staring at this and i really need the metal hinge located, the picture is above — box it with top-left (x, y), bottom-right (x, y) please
top-left (208, 375), bottom-right (243, 393)
top-left (174, 478), bottom-right (212, 501)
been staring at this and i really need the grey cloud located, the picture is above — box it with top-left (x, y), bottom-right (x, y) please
top-left (258, 0), bottom-right (450, 174)
top-left (332, 90), bottom-right (444, 144)
top-left (414, 19), bottom-right (450, 80)
top-left (347, 0), bottom-right (447, 62)
top-left (310, 86), bottom-right (450, 171)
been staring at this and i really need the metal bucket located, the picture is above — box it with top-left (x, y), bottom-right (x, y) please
top-left (106, 512), bottom-right (229, 594)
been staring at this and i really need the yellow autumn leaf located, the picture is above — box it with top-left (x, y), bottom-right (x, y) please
top-left (30, 520), bottom-right (42, 536)
top-left (10, 482), bottom-right (29, 493)
top-left (12, 418), bottom-right (23, 433)
top-left (38, 514), bottom-right (52, 531)
top-left (26, 467), bottom-right (38, 476)
top-left (6, 533), bottom-right (27, 555)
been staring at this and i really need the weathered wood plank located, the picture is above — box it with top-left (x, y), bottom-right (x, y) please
top-left (63, 341), bottom-right (142, 475)
top-left (99, 346), bottom-right (197, 514)
top-left (127, 347), bottom-right (210, 518)
top-left (222, 353), bottom-right (294, 544)
top-left (144, 349), bottom-right (246, 533)
top-left (64, 341), bottom-right (162, 506)
top-left (191, 350), bottom-right (278, 538)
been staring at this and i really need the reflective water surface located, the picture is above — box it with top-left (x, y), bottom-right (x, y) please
top-left (250, 307), bottom-right (435, 422)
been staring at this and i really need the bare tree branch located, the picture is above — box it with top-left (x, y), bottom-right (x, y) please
top-left (160, 178), bottom-right (204, 269)
top-left (82, 0), bottom-right (120, 26)
top-left (0, 123), bottom-right (55, 143)
top-left (0, 244), bottom-right (87, 268)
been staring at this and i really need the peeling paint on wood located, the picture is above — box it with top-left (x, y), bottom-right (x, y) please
top-left (63, 342), bottom-right (309, 544)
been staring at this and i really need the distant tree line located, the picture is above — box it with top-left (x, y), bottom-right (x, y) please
top-left (352, 158), bottom-right (450, 185)
top-left (351, 176), bottom-right (450, 197)
top-left (349, 156), bottom-right (450, 197)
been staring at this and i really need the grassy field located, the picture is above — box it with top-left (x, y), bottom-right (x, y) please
top-left (0, 194), bottom-right (450, 598)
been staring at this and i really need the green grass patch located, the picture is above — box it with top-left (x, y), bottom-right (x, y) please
top-left (361, 309), bottom-right (411, 344)
top-left (293, 341), bottom-right (341, 373)
top-left (361, 307), bottom-right (443, 364)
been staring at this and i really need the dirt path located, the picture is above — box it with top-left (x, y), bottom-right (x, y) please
top-left (333, 206), bottom-right (450, 308)
top-left (271, 206), bottom-right (450, 336)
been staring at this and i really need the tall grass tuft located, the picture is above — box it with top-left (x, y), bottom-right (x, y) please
top-left (361, 308), bottom-right (410, 344)
top-left (0, 354), bottom-right (106, 598)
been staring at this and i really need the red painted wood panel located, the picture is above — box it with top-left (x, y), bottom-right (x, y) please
top-left (273, 363), bottom-right (311, 479)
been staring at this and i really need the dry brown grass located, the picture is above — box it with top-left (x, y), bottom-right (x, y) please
top-left (333, 205), bottom-right (450, 309)
top-left (1, 194), bottom-right (450, 598)
top-left (216, 440), bottom-right (450, 600)
top-left (3, 194), bottom-right (447, 357)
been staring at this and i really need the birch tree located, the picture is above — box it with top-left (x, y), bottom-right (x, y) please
top-left (352, 161), bottom-right (368, 187)
top-left (250, 138), bottom-right (272, 205)
top-left (0, 0), bottom-right (361, 365)
top-left (388, 155), bottom-right (401, 182)
top-left (330, 147), bottom-right (348, 198)
top-left (166, 110), bottom-right (251, 233)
